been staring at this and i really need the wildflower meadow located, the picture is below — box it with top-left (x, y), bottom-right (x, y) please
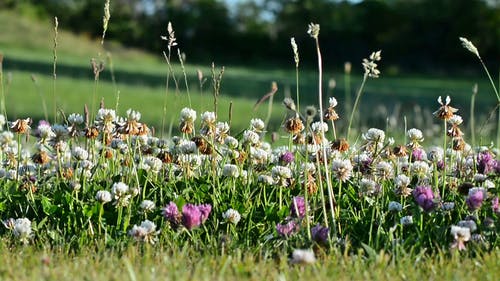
top-left (0, 10), bottom-right (499, 281)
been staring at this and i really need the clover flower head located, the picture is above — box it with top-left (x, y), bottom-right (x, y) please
top-left (95, 190), bottom-right (112, 204)
top-left (311, 224), bottom-right (329, 244)
top-left (68, 113), bottom-right (84, 124)
top-left (413, 185), bottom-right (436, 212)
top-left (290, 196), bottom-right (306, 218)
top-left (128, 220), bottom-right (159, 244)
top-left (466, 187), bottom-right (486, 211)
top-left (311, 121), bottom-right (328, 134)
top-left (400, 216), bottom-right (413, 226)
top-left (126, 108), bottom-right (141, 121)
top-left (251, 118), bottom-right (265, 132)
top-left (201, 111), bottom-right (216, 124)
top-left (140, 200), bottom-right (156, 212)
top-left (291, 249), bottom-right (316, 265)
top-left (362, 128), bottom-right (385, 143)
top-left (388, 201), bottom-right (403, 212)
top-left (180, 107), bottom-right (197, 122)
top-left (329, 97), bottom-right (338, 108)
top-left (223, 208), bottom-right (241, 225)
top-left (222, 164), bottom-right (240, 178)
top-left (450, 225), bottom-right (471, 251)
top-left (331, 159), bottom-right (353, 182)
top-left (276, 219), bottom-right (300, 237)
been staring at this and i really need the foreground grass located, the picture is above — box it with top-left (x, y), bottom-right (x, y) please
top-left (1, 245), bottom-right (498, 281)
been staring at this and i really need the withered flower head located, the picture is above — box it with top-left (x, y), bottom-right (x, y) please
top-left (284, 117), bottom-right (304, 135)
top-left (331, 138), bottom-right (349, 152)
top-left (10, 118), bottom-right (32, 134)
top-left (452, 137), bottom-right (466, 151)
top-left (324, 108), bottom-right (339, 121)
top-left (393, 145), bottom-right (408, 157)
top-left (433, 96), bottom-right (458, 120)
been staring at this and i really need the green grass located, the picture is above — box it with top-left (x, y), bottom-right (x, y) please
top-left (1, 245), bottom-right (498, 281)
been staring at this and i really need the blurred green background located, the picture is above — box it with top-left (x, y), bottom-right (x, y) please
top-left (0, 0), bottom-right (498, 143)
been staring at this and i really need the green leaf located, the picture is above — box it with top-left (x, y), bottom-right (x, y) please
top-left (41, 196), bottom-right (58, 215)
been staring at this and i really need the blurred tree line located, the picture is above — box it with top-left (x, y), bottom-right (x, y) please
top-left (1, 0), bottom-right (499, 73)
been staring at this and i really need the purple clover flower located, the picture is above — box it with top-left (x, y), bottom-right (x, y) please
top-left (280, 151), bottom-right (295, 165)
top-left (466, 188), bottom-right (486, 211)
top-left (163, 201), bottom-right (181, 225)
top-left (198, 204), bottom-right (212, 223)
top-left (477, 151), bottom-right (495, 174)
top-left (290, 196), bottom-right (306, 218)
top-left (311, 224), bottom-right (329, 244)
top-left (492, 197), bottom-right (500, 214)
top-left (182, 204), bottom-right (202, 230)
top-left (411, 148), bottom-right (426, 161)
top-left (413, 185), bottom-right (435, 212)
top-left (276, 219), bottom-right (300, 237)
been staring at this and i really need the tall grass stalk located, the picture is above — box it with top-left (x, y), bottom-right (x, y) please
top-left (0, 54), bottom-right (7, 120)
top-left (344, 62), bottom-right (352, 118)
top-left (101, 0), bottom-right (111, 45)
top-left (177, 49), bottom-right (191, 107)
top-left (52, 17), bottom-right (58, 123)
top-left (290, 37), bottom-right (300, 113)
top-left (308, 23), bottom-right (336, 231)
top-left (106, 52), bottom-right (120, 112)
top-left (459, 37), bottom-right (500, 150)
top-left (470, 84), bottom-right (477, 148)
top-left (212, 63), bottom-right (225, 118)
top-left (347, 74), bottom-right (368, 141)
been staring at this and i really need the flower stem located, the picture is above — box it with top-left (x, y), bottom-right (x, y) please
top-left (347, 74), bottom-right (368, 141)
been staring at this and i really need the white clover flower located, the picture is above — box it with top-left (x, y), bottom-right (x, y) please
top-left (143, 156), bottom-right (163, 173)
top-left (331, 159), bottom-right (353, 182)
top-left (126, 108), bottom-right (141, 121)
top-left (362, 128), bottom-right (385, 143)
top-left (68, 113), bottom-right (84, 124)
top-left (448, 115), bottom-right (463, 126)
top-left (329, 97), bottom-right (338, 108)
top-left (257, 174), bottom-right (274, 185)
top-left (95, 108), bottom-right (116, 132)
top-left (243, 130), bottom-right (260, 145)
top-left (179, 140), bottom-right (197, 154)
top-left (473, 173), bottom-right (487, 183)
top-left (111, 182), bottom-right (129, 200)
top-left (223, 208), bottom-right (241, 225)
top-left (407, 128), bottom-right (424, 143)
top-left (311, 121), bottom-right (328, 134)
top-left (451, 225), bottom-right (471, 241)
top-left (222, 164), bottom-right (239, 178)
top-left (180, 107), bottom-right (197, 122)
top-left (359, 178), bottom-right (379, 195)
top-left (251, 118), bottom-right (265, 132)
top-left (376, 161), bottom-right (394, 179)
top-left (427, 146), bottom-right (444, 162)
top-left (72, 146), bottom-right (89, 161)
top-left (224, 136), bottom-right (239, 149)
top-left (140, 200), bottom-right (156, 212)
top-left (301, 162), bottom-right (316, 174)
top-left (95, 190), bottom-right (112, 203)
top-left (400, 216), bottom-right (413, 226)
top-left (394, 174), bottom-right (410, 188)
top-left (290, 249), bottom-right (316, 265)
top-left (458, 220), bottom-right (477, 232)
top-left (201, 111), bottom-right (216, 124)
top-left (388, 201), bottom-right (403, 212)
top-left (410, 160), bottom-right (430, 178)
top-left (272, 165), bottom-right (292, 179)
top-left (37, 123), bottom-right (56, 140)
top-left (250, 147), bottom-right (269, 163)
top-left (128, 220), bottom-right (159, 244)
top-left (12, 218), bottom-right (32, 242)
top-left (442, 202), bottom-right (455, 211)
top-left (216, 121), bottom-right (230, 134)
